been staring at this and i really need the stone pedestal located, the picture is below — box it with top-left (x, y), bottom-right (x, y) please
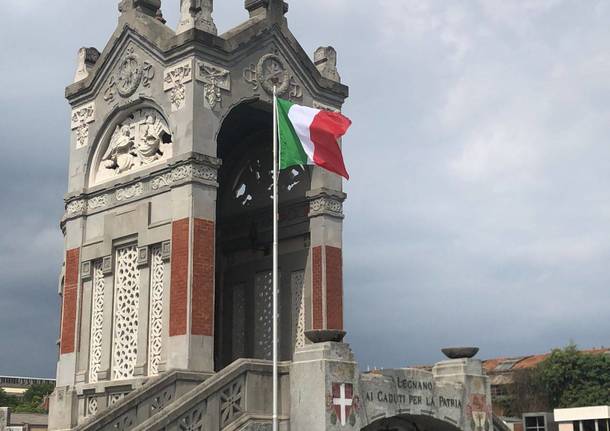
top-left (0, 408), bottom-right (9, 431)
top-left (48, 386), bottom-right (78, 431)
top-left (290, 342), bottom-right (363, 431)
top-left (433, 358), bottom-right (493, 431)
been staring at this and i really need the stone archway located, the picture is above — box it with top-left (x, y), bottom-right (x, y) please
top-left (214, 99), bottom-right (312, 370)
top-left (363, 414), bottom-right (464, 431)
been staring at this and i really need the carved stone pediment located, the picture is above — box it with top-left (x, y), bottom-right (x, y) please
top-left (93, 108), bottom-right (173, 185)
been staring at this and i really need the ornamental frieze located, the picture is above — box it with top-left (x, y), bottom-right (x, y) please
top-left (151, 164), bottom-right (217, 190)
top-left (63, 160), bottom-right (219, 220)
top-left (309, 196), bottom-right (344, 218)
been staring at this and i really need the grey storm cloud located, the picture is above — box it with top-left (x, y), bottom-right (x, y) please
top-left (2, 0), bottom-right (610, 377)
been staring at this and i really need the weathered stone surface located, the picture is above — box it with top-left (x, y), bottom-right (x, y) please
top-left (177, 0), bottom-right (217, 35)
top-left (118, 0), bottom-right (160, 17)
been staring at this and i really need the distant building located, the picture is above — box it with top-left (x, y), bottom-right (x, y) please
top-left (554, 406), bottom-right (610, 431)
top-left (0, 376), bottom-right (55, 398)
top-left (482, 349), bottom-right (610, 416)
top-left (0, 408), bottom-right (48, 430)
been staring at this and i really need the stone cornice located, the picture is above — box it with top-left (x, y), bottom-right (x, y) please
top-left (307, 188), bottom-right (346, 219)
top-left (62, 154), bottom-right (220, 225)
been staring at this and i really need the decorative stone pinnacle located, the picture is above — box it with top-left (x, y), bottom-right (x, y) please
top-left (245, 0), bottom-right (288, 20)
top-left (73, 47), bottom-right (101, 83)
top-left (314, 46), bottom-right (341, 82)
top-left (177, 0), bottom-right (217, 35)
top-left (119, 0), bottom-right (161, 17)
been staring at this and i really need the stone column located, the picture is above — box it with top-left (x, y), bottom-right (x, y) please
top-left (307, 188), bottom-right (346, 331)
top-left (290, 341), bottom-right (363, 431)
top-left (433, 353), bottom-right (493, 431)
top-left (166, 173), bottom-right (219, 373)
top-left (135, 247), bottom-right (152, 376)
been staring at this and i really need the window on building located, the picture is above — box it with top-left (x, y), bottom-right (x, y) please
top-left (496, 359), bottom-right (521, 371)
top-left (582, 420), bottom-right (596, 431)
top-left (525, 416), bottom-right (546, 431)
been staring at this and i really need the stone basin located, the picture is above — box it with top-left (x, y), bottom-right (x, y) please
top-left (305, 330), bottom-right (346, 344)
top-left (441, 347), bottom-right (479, 359)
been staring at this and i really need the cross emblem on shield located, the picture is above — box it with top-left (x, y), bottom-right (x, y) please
top-left (332, 383), bottom-right (354, 426)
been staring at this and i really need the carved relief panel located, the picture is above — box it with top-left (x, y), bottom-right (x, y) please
top-left (71, 102), bottom-right (95, 149)
top-left (93, 108), bottom-right (173, 185)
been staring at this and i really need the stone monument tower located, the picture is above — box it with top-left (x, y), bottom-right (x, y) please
top-left (49, 2), bottom-right (494, 431)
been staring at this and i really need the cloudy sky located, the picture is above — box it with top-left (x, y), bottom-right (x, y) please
top-left (2, 0), bottom-right (610, 377)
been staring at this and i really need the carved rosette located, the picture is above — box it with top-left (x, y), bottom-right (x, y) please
top-left (71, 102), bottom-right (95, 149)
top-left (164, 59), bottom-right (193, 112)
top-left (243, 53), bottom-right (302, 98)
top-left (309, 196), bottom-right (344, 218)
top-left (196, 61), bottom-right (231, 109)
top-left (104, 46), bottom-right (155, 103)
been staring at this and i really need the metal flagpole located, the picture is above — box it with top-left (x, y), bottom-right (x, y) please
top-left (272, 86), bottom-right (279, 431)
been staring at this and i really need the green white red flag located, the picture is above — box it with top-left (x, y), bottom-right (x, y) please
top-left (276, 98), bottom-right (352, 179)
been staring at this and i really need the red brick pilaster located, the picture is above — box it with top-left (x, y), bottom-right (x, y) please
top-left (325, 246), bottom-right (343, 330)
top-left (192, 219), bottom-right (215, 336)
top-left (312, 246), bottom-right (324, 329)
top-left (170, 219), bottom-right (190, 336)
top-left (60, 248), bottom-right (80, 354)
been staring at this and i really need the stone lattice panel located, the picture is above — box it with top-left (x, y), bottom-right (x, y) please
top-left (291, 271), bottom-right (305, 351)
top-left (178, 402), bottom-right (206, 431)
top-left (148, 245), bottom-right (164, 376)
top-left (232, 283), bottom-right (246, 359)
top-left (220, 379), bottom-right (244, 427)
top-left (254, 271), bottom-right (273, 360)
top-left (89, 261), bottom-right (105, 383)
top-left (112, 245), bottom-right (140, 380)
top-left (86, 396), bottom-right (98, 417)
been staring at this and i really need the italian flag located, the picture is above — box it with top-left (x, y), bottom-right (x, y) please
top-left (277, 98), bottom-right (352, 179)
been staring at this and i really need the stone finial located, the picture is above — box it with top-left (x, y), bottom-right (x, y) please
top-left (73, 47), bottom-right (101, 83)
top-left (119, 0), bottom-right (161, 17)
top-left (245, 0), bottom-right (288, 20)
top-left (315, 46), bottom-right (341, 82)
top-left (177, 0), bottom-right (217, 35)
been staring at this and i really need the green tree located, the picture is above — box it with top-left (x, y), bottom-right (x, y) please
top-left (537, 344), bottom-right (610, 408)
top-left (12, 383), bottom-right (55, 413)
top-left (0, 388), bottom-right (19, 408)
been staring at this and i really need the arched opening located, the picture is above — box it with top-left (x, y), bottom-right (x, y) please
top-left (363, 415), bottom-right (464, 431)
top-left (214, 100), bottom-right (312, 370)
